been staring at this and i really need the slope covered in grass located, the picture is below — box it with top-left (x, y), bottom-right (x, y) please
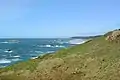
top-left (0, 31), bottom-right (120, 80)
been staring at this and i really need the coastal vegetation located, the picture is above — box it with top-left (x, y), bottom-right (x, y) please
top-left (0, 30), bottom-right (120, 80)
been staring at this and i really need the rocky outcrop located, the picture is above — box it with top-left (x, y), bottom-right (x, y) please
top-left (105, 29), bottom-right (120, 43)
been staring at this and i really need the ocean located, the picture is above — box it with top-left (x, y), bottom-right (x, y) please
top-left (0, 38), bottom-right (86, 68)
top-left (0, 38), bottom-right (73, 68)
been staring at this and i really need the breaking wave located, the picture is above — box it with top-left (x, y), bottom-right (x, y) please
top-left (38, 45), bottom-right (65, 48)
top-left (0, 59), bottom-right (11, 64)
top-left (11, 58), bottom-right (22, 62)
top-left (69, 39), bottom-right (87, 45)
top-left (0, 40), bottom-right (20, 44)
top-left (4, 50), bottom-right (13, 53)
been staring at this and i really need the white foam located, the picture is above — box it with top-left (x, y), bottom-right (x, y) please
top-left (31, 57), bottom-right (38, 59)
top-left (11, 58), bottom-right (21, 62)
top-left (46, 45), bottom-right (52, 47)
top-left (4, 50), bottom-right (13, 53)
top-left (46, 51), bottom-right (55, 53)
top-left (57, 41), bottom-right (69, 44)
top-left (0, 40), bottom-right (19, 44)
top-left (1, 42), bottom-right (9, 44)
top-left (38, 45), bottom-right (52, 48)
top-left (13, 56), bottom-right (20, 58)
top-left (54, 45), bottom-right (65, 48)
top-left (55, 45), bottom-right (59, 47)
top-left (69, 39), bottom-right (87, 45)
top-left (39, 45), bottom-right (65, 48)
top-left (39, 45), bottom-right (53, 48)
top-left (0, 59), bottom-right (11, 64)
top-left (35, 51), bottom-right (44, 53)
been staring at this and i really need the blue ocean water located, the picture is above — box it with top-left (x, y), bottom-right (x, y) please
top-left (0, 38), bottom-right (72, 68)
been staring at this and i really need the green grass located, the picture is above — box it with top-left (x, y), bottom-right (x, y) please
top-left (1, 35), bottom-right (120, 80)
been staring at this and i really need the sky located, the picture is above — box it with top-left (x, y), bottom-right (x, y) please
top-left (0, 0), bottom-right (120, 38)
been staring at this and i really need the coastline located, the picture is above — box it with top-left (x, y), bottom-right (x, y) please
top-left (32, 39), bottom-right (89, 60)
top-left (1, 32), bottom-right (120, 80)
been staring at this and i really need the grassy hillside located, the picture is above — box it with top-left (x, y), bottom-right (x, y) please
top-left (0, 32), bottom-right (120, 80)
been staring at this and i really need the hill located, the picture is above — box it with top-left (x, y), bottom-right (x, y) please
top-left (0, 30), bottom-right (120, 80)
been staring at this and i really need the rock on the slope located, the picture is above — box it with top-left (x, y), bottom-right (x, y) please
top-left (105, 29), bottom-right (120, 43)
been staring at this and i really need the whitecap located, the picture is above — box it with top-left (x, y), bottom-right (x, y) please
top-left (46, 45), bottom-right (52, 47)
top-left (38, 45), bottom-right (53, 48)
top-left (4, 50), bottom-right (13, 53)
top-left (31, 57), bottom-right (38, 59)
top-left (46, 51), bottom-right (55, 53)
top-left (54, 45), bottom-right (65, 48)
top-left (57, 41), bottom-right (69, 44)
top-left (13, 56), bottom-right (20, 58)
top-left (0, 59), bottom-right (11, 64)
top-left (69, 39), bottom-right (87, 45)
top-left (38, 44), bottom-right (65, 48)
top-left (11, 58), bottom-right (21, 62)
top-left (8, 40), bottom-right (20, 43)
top-left (55, 45), bottom-right (59, 47)
top-left (0, 40), bottom-right (19, 44)
top-left (35, 51), bottom-right (44, 53)
top-left (0, 42), bottom-right (9, 44)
